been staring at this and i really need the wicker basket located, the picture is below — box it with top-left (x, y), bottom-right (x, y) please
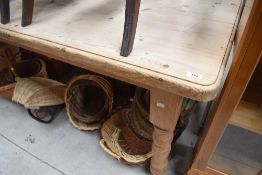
top-left (0, 83), bottom-right (16, 100)
top-left (100, 88), bottom-right (153, 163)
top-left (173, 99), bottom-right (197, 142)
top-left (128, 88), bottom-right (153, 141)
top-left (100, 87), bottom-right (197, 165)
top-left (14, 59), bottom-right (47, 78)
top-left (12, 77), bottom-right (66, 109)
top-left (0, 58), bottom-right (48, 100)
top-left (119, 109), bottom-right (152, 155)
top-left (100, 108), bottom-right (152, 165)
top-left (65, 75), bottom-right (113, 131)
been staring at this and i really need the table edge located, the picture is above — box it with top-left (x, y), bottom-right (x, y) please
top-left (0, 27), bottom-right (228, 102)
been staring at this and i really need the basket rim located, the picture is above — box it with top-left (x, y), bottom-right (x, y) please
top-left (65, 74), bottom-right (113, 130)
top-left (100, 108), bottom-right (152, 165)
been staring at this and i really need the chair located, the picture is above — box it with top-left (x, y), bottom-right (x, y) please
top-left (0, 0), bottom-right (141, 56)
top-left (0, 0), bottom-right (34, 26)
top-left (0, 0), bottom-right (10, 24)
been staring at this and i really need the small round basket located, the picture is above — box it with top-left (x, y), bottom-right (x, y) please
top-left (14, 59), bottom-right (48, 78)
top-left (65, 75), bottom-right (113, 131)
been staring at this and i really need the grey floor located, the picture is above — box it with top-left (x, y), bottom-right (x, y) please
top-left (0, 99), bottom-right (148, 175)
top-left (0, 98), bottom-right (197, 175)
top-left (209, 125), bottom-right (262, 175)
top-left (0, 98), bottom-right (261, 175)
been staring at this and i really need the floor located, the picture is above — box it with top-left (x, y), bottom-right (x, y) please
top-left (0, 98), bottom-right (197, 175)
top-left (0, 97), bottom-right (261, 175)
top-left (209, 125), bottom-right (262, 175)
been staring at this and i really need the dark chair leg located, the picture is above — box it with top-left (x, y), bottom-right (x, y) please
top-left (120, 0), bottom-right (141, 57)
top-left (0, 0), bottom-right (10, 24)
top-left (21, 0), bottom-right (34, 27)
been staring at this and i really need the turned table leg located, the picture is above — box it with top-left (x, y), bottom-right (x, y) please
top-left (120, 0), bottom-right (140, 57)
top-left (0, 0), bottom-right (10, 24)
top-left (22, 0), bottom-right (34, 27)
top-left (150, 89), bottom-right (184, 175)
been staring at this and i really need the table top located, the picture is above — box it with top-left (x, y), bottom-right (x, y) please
top-left (0, 0), bottom-right (243, 101)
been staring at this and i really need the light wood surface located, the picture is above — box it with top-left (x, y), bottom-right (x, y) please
top-left (187, 167), bottom-right (228, 175)
top-left (242, 58), bottom-right (262, 105)
top-left (187, 168), bottom-right (209, 175)
top-left (190, 0), bottom-right (262, 172)
top-left (0, 0), bottom-right (243, 101)
top-left (235, 0), bottom-right (254, 47)
top-left (205, 166), bottom-right (228, 175)
top-left (149, 89), bottom-right (183, 175)
top-left (230, 101), bottom-right (262, 134)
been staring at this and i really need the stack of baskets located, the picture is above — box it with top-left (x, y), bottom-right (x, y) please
top-left (119, 88), bottom-right (153, 155)
top-left (100, 88), bottom-right (153, 164)
top-left (0, 44), bottom-right (197, 168)
top-left (100, 88), bottom-right (197, 165)
top-left (0, 46), bottom-right (67, 124)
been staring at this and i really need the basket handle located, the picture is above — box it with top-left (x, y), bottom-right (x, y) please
top-left (4, 48), bottom-right (18, 78)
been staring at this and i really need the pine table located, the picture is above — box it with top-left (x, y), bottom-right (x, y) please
top-left (0, 0), bottom-right (244, 174)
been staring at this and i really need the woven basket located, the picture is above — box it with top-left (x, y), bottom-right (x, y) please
top-left (128, 88), bottom-right (153, 141)
top-left (65, 75), bottom-right (113, 131)
top-left (109, 79), bottom-right (134, 109)
top-left (115, 88), bottom-right (153, 156)
top-left (0, 59), bottom-right (48, 100)
top-left (0, 83), bottom-right (16, 100)
top-left (14, 59), bottom-right (47, 78)
top-left (119, 109), bottom-right (152, 155)
top-left (100, 92), bottom-right (197, 165)
top-left (12, 77), bottom-right (66, 109)
top-left (173, 99), bottom-right (197, 142)
top-left (100, 108), bottom-right (152, 165)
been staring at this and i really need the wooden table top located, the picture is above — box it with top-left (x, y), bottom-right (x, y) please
top-left (0, 0), bottom-right (244, 101)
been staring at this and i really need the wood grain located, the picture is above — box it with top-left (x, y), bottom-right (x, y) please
top-left (187, 168), bottom-right (209, 175)
top-left (242, 58), bottom-right (262, 105)
top-left (235, 0), bottom-right (254, 47)
top-left (149, 89), bottom-right (183, 175)
top-left (188, 167), bottom-right (229, 175)
top-left (0, 0), bottom-right (244, 101)
top-left (230, 101), bottom-right (262, 134)
top-left (205, 166), bottom-right (228, 175)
